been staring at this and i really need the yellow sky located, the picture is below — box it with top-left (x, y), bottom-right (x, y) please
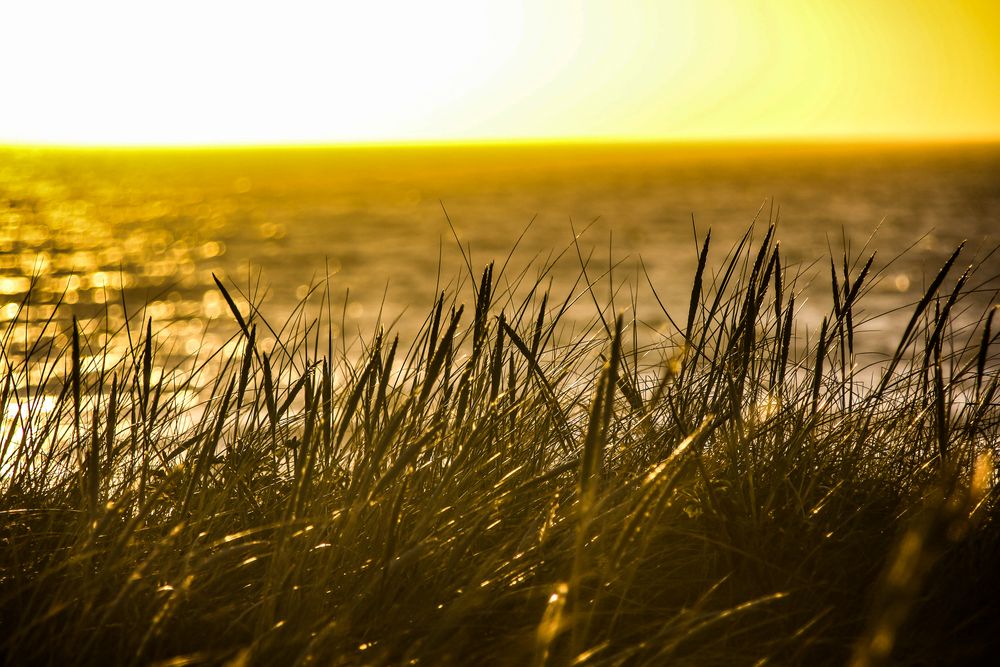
top-left (1, 0), bottom-right (998, 146)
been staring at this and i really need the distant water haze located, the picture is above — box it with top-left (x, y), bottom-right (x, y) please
top-left (1, 142), bottom-right (998, 371)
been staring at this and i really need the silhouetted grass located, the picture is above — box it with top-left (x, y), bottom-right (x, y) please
top-left (1, 223), bottom-right (998, 666)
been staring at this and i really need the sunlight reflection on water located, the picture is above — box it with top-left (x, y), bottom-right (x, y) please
top-left (1, 142), bottom-right (998, 384)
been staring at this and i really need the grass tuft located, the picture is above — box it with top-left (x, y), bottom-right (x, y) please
top-left (1, 223), bottom-right (998, 666)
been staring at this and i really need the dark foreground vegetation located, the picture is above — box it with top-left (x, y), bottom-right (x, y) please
top-left (1, 225), bottom-right (998, 666)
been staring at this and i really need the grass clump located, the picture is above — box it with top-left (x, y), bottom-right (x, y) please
top-left (1, 223), bottom-right (998, 666)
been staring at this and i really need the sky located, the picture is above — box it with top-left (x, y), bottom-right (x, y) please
top-left (1, 0), bottom-right (999, 146)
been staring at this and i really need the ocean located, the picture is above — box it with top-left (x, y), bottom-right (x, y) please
top-left (1, 142), bottom-right (998, 369)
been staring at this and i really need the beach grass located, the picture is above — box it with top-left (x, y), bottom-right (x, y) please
top-left (0, 223), bottom-right (998, 665)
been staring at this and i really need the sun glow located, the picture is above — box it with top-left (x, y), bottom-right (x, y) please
top-left (1, 0), bottom-right (998, 146)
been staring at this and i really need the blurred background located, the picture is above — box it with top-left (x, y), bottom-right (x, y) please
top-left (1, 142), bottom-right (997, 361)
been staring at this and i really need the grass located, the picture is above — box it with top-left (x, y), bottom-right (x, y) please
top-left (1, 222), bottom-right (998, 665)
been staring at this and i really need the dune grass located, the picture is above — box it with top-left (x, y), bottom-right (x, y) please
top-left (1, 223), bottom-right (998, 666)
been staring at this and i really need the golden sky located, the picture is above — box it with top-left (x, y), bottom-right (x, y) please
top-left (1, 0), bottom-right (998, 145)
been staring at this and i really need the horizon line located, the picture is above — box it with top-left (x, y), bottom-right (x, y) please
top-left (2, 134), bottom-right (1000, 151)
